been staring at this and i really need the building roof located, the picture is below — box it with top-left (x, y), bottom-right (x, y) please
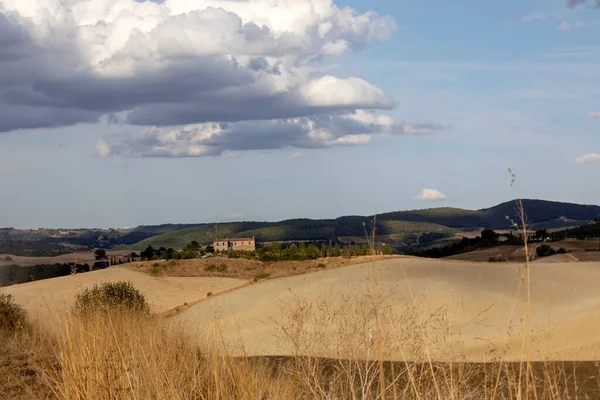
top-left (213, 237), bottom-right (254, 242)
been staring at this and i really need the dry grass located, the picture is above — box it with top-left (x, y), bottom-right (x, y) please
top-left (3, 177), bottom-right (600, 398)
top-left (0, 326), bottom-right (55, 399)
top-left (124, 255), bottom-right (397, 281)
top-left (2, 296), bottom-right (596, 399)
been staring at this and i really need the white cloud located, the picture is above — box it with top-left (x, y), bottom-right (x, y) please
top-left (0, 0), bottom-right (397, 133)
top-left (588, 111), bottom-right (600, 118)
top-left (329, 134), bottom-right (371, 146)
top-left (557, 21), bottom-right (584, 31)
top-left (413, 188), bottom-right (448, 201)
top-left (558, 21), bottom-right (572, 31)
top-left (575, 153), bottom-right (600, 164)
top-left (100, 111), bottom-right (445, 157)
top-left (288, 152), bottom-right (302, 159)
top-left (95, 140), bottom-right (112, 158)
top-left (299, 76), bottom-right (394, 108)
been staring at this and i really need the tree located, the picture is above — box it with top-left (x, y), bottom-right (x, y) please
top-left (480, 229), bottom-right (498, 244)
top-left (166, 248), bottom-right (175, 260)
top-left (306, 244), bottom-right (320, 259)
top-left (140, 245), bottom-right (155, 261)
top-left (536, 244), bottom-right (555, 258)
top-left (321, 243), bottom-right (327, 258)
top-left (94, 249), bottom-right (107, 260)
top-left (535, 229), bottom-right (548, 241)
top-left (268, 242), bottom-right (281, 253)
top-left (299, 242), bottom-right (306, 255)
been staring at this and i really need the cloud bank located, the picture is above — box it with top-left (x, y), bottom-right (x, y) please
top-left (98, 111), bottom-right (445, 157)
top-left (413, 188), bottom-right (448, 201)
top-left (0, 0), bottom-right (445, 157)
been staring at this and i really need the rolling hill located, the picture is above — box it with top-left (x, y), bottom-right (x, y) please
top-left (3, 199), bottom-right (600, 254)
top-left (128, 199), bottom-right (600, 251)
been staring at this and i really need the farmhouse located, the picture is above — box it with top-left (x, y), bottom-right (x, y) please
top-left (213, 237), bottom-right (256, 252)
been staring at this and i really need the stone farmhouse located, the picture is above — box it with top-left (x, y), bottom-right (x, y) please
top-left (213, 237), bottom-right (256, 252)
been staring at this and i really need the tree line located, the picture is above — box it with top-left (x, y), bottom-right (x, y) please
top-left (0, 262), bottom-right (110, 287)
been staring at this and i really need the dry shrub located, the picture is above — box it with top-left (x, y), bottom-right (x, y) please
top-left (0, 293), bottom-right (28, 335)
top-left (74, 281), bottom-right (150, 315)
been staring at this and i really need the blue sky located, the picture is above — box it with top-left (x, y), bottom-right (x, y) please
top-left (0, 0), bottom-right (598, 228)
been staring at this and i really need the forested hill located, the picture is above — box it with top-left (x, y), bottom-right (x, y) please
top-left (2, 199), bottom-right (599, 255)
top-left (481, 199), bottom-right (600, 227)
top-left (377, 199), bottom-right (600, 229)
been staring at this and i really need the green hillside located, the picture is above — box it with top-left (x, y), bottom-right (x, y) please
top-left (127, 199), bottom-right (600, 251)
top-left (129, 218), bottom-right (455, 250)
top-left (378, 207), bottom-right (486, 227)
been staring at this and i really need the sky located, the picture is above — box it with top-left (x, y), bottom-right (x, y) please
top-left (0, 0), bottom-right (599, 228)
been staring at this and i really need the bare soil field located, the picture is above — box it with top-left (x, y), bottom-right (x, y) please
top-left (443, 246), bottom-right (528, 262)
top-left (173, 257), bottom-right (600, 362)
top-left (0, 267), bottom-right (247, 323)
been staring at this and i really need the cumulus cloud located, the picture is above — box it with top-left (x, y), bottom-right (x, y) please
top-left (588, 111), bottom-right (600, 118)
top-left (95, 140), bottom-right (112, 158)
top-left (575, 153), bottom-right (600, 164)
top-left (413, 188), bottom-right (448, 201)
top-left (100, 111), bottom-right (444, 157)
top-left (0, 0), bottom-right (398, 134)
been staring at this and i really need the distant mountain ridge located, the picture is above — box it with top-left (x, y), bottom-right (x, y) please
top-left (377, 199), bottom-right (600, 229)
top-left (2, 199), bottom-right (599, 255)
